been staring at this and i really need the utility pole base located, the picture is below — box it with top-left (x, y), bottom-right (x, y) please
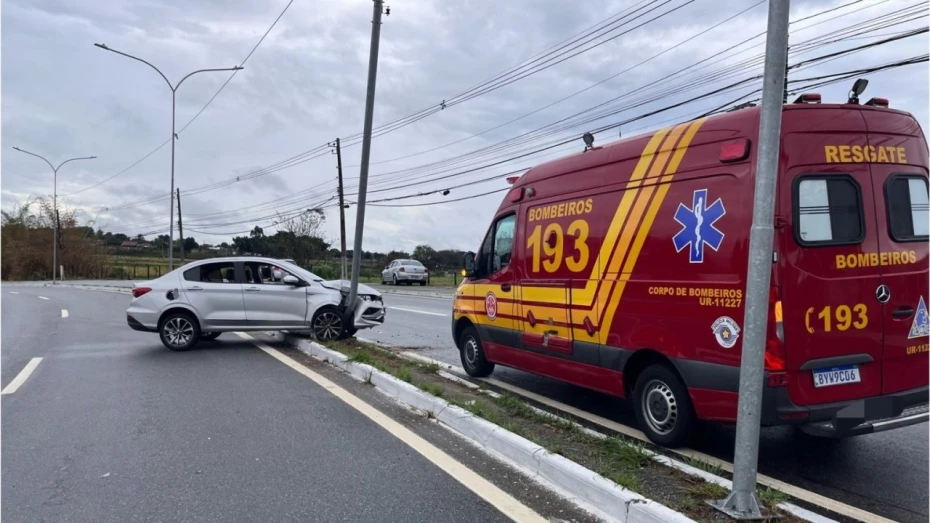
top-left (708, 491), bottom-right (775, 520)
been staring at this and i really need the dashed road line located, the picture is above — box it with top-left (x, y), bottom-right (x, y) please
top-left (388, 306), bottom-right (448, 317)
top-left (1, 358), bottom-right (44, 395)
top-left (61, 309), bottom-right (69, 318)
top-left (10, 291), bottom-right (20, 295)
top-left (237, 332), bottom-right (547, 523)
top-left (38, 296), bottom-right (50, 300)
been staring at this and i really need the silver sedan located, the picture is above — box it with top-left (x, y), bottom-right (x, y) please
top-left (381, 259), bottom-right (428, 286)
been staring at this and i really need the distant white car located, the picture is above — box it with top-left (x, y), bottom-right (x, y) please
top-left (126, 256), bottom-right (385, 351)
top-left (381, 259), bottom-right (428, 286)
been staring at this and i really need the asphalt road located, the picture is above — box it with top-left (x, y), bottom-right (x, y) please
top-left (363, 287), bottom-right (930, 523)
top-left (0, 284), bottom-right (595, 523)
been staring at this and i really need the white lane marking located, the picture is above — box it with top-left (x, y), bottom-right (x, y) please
top-left (236, 332), bottom-right (546, 523)
top-left (61, 309), bottom-right (69, 318)
top-left (38, 296), bottom-right (50, 300)
top-left (388, 306), bottom-right (448, 317)
top-left (398, 352), bottom-right (893, 523)
top-left (1, 358), bottom-right (44, 395)
top-left (10, 291), bottom-right (20, 295)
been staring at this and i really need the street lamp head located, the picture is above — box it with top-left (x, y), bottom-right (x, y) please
top-left (94, 43), bottom-right (109, 50)
top-left (12, 146), bottom-right (23, 151)
top-left (233, 66), bottom-right (244, 71)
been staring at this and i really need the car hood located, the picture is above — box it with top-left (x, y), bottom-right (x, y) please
top-left (320, 280), bottom-right (381, 297)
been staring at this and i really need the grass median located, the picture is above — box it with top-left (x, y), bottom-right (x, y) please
top-left (308, 337), bottom-right (798, 522)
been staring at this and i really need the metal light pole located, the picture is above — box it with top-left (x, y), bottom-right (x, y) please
top-left (710, 0), bottom-right (790, 519)
top-left (94, 43), bottom-right (242, 271)
top-left (12, 147), bottom-right (96, 284)
top-left (347, 0), bottom-right (388, 311)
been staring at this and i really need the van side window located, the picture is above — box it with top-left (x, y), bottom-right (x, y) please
top-left (885, 175), bottom-right (929, 241)
top-left (477, 214), bottom-right (516, 275)
top-left (795, 176), bottom-right (864, 245)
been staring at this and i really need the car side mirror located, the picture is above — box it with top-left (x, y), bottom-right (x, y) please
top-left (282, 275), bottom-right (300, 286)
top-left (463, 251), bottom-right (476, 277)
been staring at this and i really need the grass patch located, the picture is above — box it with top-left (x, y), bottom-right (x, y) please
top-left (395, 366), bottom-right (413, 383)
top-left (347, 352), bottom-right (375, 365)
top-left (758, 486), bottom-right (790, 509)
top-left (681, 455), bottom-right (726, 477)
top-left (685, 479), bottom-right (729, 500)
top-left (416, 381), bottom-right (444, 398)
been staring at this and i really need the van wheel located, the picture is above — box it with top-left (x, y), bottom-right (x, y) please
top-left (458, 325), bottom-right (494, 377)
top-left (159, 312), bottom-right (201, 351)
top-left (632, 365), bottom-right (695, 447)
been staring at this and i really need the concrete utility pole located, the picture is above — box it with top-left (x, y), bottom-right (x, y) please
top-left (347, 0), bottom-right (388, 310)
top-left (11, 147), bottom-right (96, 284)
top-left (710, 0), bottom-right (790, 519)
top-left (177, 188), bottom-right (185, 263)
top-left (94, 43), bottom-right (242, 271)
top-left (332, 138), bottom-right (349, 281)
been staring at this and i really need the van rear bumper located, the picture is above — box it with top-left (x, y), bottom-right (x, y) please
top-left (762, 382), bottom-right (929, 437)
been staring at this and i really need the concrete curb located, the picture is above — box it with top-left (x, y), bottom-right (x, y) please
top-left (287, 334), bottom-right (695, 523)
top-left (375, 288), bottom-right (454, 299)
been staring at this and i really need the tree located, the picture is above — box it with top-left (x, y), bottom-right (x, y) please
top-left (274, 208), bottom-right (327, 266)
top-left (134, 234), bottom-right (146, 242)
top-left (412, 244), bottom-right (438, 268)
top-left (183, 237), bottom-right (199, 252)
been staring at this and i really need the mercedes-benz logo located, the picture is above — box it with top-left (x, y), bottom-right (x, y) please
top-left (875, 284), bottom-right (891, 303)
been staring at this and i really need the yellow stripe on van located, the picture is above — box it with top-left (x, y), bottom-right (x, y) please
top-left (599, 119), bottom-right (706, 333)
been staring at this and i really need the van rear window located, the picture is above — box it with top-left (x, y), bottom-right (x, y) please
top-left (885, 175), bottom-right (929, 241)
top-left (795, 176), bottom-right (864, 245)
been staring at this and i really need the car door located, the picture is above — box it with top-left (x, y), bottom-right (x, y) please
top-left (382, 262), bottom-right (395, 282)
top-left (242, 261), bottom-right (309, 328)
top-left (181, 261), bottom-right (247, 328)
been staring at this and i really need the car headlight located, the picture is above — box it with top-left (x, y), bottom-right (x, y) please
top-left (360, 294), bottom-right (382, 302)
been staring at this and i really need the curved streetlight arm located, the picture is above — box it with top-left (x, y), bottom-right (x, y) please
top-left (12, 146), bottom-right (55, 172)
top-left (176, 66), bottom-right (244, 89)
top-left (55, 156), bottom-right (97, 172)
top-left (94, 43), bottom-right (172, 91)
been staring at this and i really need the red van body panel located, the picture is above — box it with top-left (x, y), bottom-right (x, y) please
top-left (453, 102), bottom-right (929, 436)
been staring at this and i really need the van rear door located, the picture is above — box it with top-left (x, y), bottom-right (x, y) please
top-left (862, 109), bottom-right (930, 395)
top-left (781, 109), bottom-right (886, 406)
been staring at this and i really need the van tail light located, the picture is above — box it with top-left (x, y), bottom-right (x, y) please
top-left (719, 139), bottom-right (750, 163)
top-left (865, 97), bottom-right (889, 108)
top-left (399, 267), bottom-right (405, 272)
top-left (765, 284), bottom-right (787, 374)
top-left (132, 287), bottom-right (152, 298)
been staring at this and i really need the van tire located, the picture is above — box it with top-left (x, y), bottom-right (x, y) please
top-left (632, 364), bottom-right (695, 448)
top-left (458, 325), bottom-right (494, 377)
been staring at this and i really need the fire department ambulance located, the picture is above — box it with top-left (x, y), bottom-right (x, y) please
top-left (453, 86), bottom-right (929, 447)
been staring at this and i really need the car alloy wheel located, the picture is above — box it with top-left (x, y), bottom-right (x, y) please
top-left (312, 310), bottom-right (344, 341)
top-left (640, 379), bottom-right (678, 436)
top-left (164, 317), bottom-right (195, 348)
top-left (393, 274), bottom-right (398, 285)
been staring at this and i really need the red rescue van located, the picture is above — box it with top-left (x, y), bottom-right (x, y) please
top-left (452, 90), bottom-right (929, 447)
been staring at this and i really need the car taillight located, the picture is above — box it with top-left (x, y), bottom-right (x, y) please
top-left (132, 287), bottom-right (152, 298)
top-left (765, 284), bottom-right (786, 373)
top-left (424, 268), bottom-right (428, 273)
top-left (399, 267), bottom-right (405, 272)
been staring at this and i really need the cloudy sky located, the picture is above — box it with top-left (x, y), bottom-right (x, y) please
top-left (2, 0), bottom-right (927, 254)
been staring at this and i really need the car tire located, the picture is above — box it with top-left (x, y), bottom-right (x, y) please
top-left (419, 281), bottom-right (427, 286)
top-left (159, 312), bottom-right (201, 351)
top-left (201, 332), bottom-right (222, 341)
top-left (458, 325), bottom-right (494, 377)
top-left (311, 306), bottom-right (346, 341)
top-left (632, 364), bottom-right (695, 448)
top-left (392, 275), bottom-right (398, 286)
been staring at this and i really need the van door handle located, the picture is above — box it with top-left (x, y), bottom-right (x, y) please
top-left (186, 286), bottom-right (203, 291)
top-left (892, 307), bottom-right (914, 319)
top-left (500, 284), bottom-right (511, 292)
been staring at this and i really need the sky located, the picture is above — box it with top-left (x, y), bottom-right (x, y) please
top-left (2, 0), bottom-right (927, 254)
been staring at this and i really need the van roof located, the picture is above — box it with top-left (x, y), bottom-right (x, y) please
top-left (511, 103), bottom-right (923, 189)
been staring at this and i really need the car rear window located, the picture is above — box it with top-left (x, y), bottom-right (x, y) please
top-left (402, 260), bottom-right (423, 266)
top-left (184, 262), bottom-right (237, 283)
top-left (885, 174), bottom-right (929, 241)
top-left (795, 175), bottom-right (864, 246)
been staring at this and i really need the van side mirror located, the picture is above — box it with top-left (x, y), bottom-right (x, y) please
top-left (463, 252), bottom-right (476, 277)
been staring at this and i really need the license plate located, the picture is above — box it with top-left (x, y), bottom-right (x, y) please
top-left (812, 365), bottom-right (861, 388)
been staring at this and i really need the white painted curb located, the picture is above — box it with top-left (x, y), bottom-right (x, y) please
top-left (288, 335), bottom-right (695, 523)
